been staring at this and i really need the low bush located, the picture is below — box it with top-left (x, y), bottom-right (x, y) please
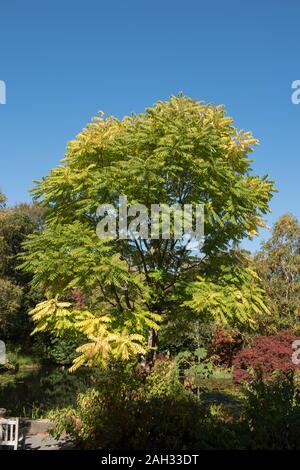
top-left (49, 359), bottom-right (243, 450)
top-left (233, 331), bottom-right (300, 382)
top-left (243, 370), bottom-right (300, 449)
top-left (49, 360), bottom-right (201, 449)
top-left (49, 358), bottom-right (300, 449)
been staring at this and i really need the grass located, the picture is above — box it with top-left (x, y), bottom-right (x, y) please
top-left (0, 347), bottom-right (42, 386)
top-left (197, 367), bottom-right (236, 392)
top-left (211, 367), bottom-right (233, 380)
top-left (6, 347), bottom-right (41, 369)
top-left (0, 369), bottom-right (31, 386)
top-left (198, 367), bottom-right (245, 418)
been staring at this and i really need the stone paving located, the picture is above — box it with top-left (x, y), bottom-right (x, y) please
top-left (21, 419), bottom-right (72, 450)
top-left (24, 433), bottom-right (71, 450)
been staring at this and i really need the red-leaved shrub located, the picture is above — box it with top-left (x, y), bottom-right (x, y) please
top-left (209, 327), bottom-right (243, 367)
top-left (233, 331), bottom-right (300, 383)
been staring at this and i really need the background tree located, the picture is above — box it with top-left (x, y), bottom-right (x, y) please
top-left (0, 277), bottom-right (23, 339)
top-left (21, 95), bottom-right (274, 368)
top-left (0, 190), bottom-right (7, 209)
top-left (254, 213), bottom-right (300, 331)
top-left (0, 197), bottom-right (44, 341)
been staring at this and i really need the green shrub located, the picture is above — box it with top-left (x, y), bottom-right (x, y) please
top-left (49, 359), bottom-right (247, 450)
top-left (32, 332), bottom-right (85, 365)
top-left (243, 370), bottom-right (300, 449)
top-left (143, 357), bottom-right (183, 398)
top-left (175, 348), bottom-right (214, 388)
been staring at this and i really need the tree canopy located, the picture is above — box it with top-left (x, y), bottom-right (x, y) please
top-left (255, 213), bottom-right (300, 326)
top-left (0, 199), bottom-right (44, 340)
top-left (20, 95), bottom-right (275, 369)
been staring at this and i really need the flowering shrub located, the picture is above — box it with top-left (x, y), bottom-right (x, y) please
top-left (233, 331), bottom-right (300, 382)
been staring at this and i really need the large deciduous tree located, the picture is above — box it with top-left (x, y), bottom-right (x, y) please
top-left (21, 95), bottom-right (274, 369)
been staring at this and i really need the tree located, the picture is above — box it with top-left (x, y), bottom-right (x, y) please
top-left (0, 190), bottom-right (6, 209)
top-left (0, 277), bottom-right (23, 339)
top-left (20, 95), bottom-right (274, 369)
top-left (254, 213), bottom-right (300, 327)
top-left (0, 199), bottom-right (44, 340)
top-left (0, 203), bottom-right (44, 282)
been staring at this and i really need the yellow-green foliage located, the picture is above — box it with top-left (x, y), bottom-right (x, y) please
top-left (21, 95), bottom-right (274, 369)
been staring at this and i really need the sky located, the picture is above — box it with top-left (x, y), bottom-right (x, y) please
top-left (0, 0), bottom-right (300, 251)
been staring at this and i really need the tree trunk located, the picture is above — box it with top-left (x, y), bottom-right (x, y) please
top-left (147, 327), bottom-right (158, 362)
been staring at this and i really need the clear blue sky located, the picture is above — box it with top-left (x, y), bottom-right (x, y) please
top-left (0, 0), bottom-right (299, 251)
